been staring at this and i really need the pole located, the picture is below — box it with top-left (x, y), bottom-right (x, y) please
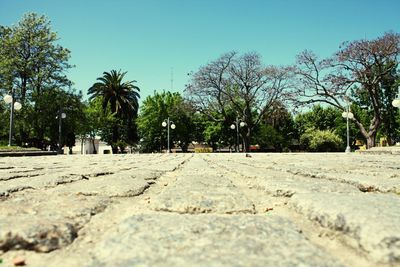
top-left (345, 103), bottom-right (351, 153)
top-left (58, 107), bottom-right (63, 154)
top-left (236, 117), bottom-right (239, 153)
top-left (8, 87), bottom-right (15, 147)
top-left (167, 117), bottom-right (170, 153)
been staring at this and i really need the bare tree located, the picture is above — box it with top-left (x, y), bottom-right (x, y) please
top-left (292, 32), bottom-right (400, 148)
top-left (186, 51), bottom-right (292, 151)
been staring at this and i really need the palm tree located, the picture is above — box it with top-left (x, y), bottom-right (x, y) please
top-left (88, 70), bottom-right (140, 153)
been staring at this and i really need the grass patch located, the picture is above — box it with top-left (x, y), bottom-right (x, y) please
top-left (0, 145), bottom-right (40, 152)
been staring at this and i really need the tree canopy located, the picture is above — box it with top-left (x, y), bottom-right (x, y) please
top-left (186, 51), bottom-right (293, 151)
top-left (292, 32), bottom-right (400, 148)
top-left (88, 70), bottom-right (140, 153)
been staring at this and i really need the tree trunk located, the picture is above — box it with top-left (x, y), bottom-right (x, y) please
top-left (91, 136), bottom-right (97, 154)
top-left (243, 127), bottom-right (251, 153)
top-left (353, 116), bottom-right (380, 149)
top-left (81, 137), bottom-right (84, 154)
top-left (112, 124), bottom-right (119, 154)
top-left (366, 136), bottom-right (376, 149)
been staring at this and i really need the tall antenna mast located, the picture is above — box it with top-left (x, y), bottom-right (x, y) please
top-left (170, 67), bottom-right (174, 91)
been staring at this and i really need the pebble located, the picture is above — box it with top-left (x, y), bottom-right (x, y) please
top-left (13, 256), bottom-right (25, 266)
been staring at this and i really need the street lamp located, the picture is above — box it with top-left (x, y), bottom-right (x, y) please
top-left (230, 117), bottom-right (246, 152)
top-left (162, 117), bottom-right (176, 153)
top-left (392, 86), bottom-right (400, 108)
top-left (57, 108), bottom-right (66, 154)
top-left (341, 102), bottom-right (354, 153)
top-left (3, 88), bottom-right (22, 146)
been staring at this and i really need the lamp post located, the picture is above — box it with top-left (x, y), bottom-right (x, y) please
top-left (57, 108), bottom-right (66, 154)
top-left (162, 117), bottom-right (176, 153)
top-left (341, 102), bottom-right (354, 153)
top-left (3, 88), bottom-right (22, 146)
top-left (230, 117), bottom-right (246, 152)
top-left (392, 86), bottom-right (400, 108)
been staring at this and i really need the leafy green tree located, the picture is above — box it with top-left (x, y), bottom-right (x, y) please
top-left (88, 70), bottom-right (140, 153)
top-left (293, 32), bottom-right (400, 148)
top-left (253, 101), bottom-right (295, 151)
top-left (294, 104), bottom-right (359, 151)
top-left (0, 13), bottom-right (72, 101)
top-left (371, 67), bottom-right (399, 145)
top-left (295, 105), bottom-right (344, 135)
top-left (24, 88), bottom-right (84, 149)
top-left (186, 52), bottom-right (292, 152)
top-left (0, 13), bottom-right (73, 146)
top-left (78, 98), bottom-right (116, 154)
top-left (137, 91), bottom-right (195, 153)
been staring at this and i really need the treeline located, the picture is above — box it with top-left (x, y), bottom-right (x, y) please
top-left (1, 13), bottom-right (399, 152)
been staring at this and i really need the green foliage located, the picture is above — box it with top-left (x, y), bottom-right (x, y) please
top-left (253, 101), bottom-right (295, 151)
top-left (88, 70), bottom-right (140, 153)
top-left (203, 122), bottom-right (224, 151)
top-left (294, 104), bottom-right (357, 150)
top-left (88, 70), bottom-right (140, 118)
top-left (377, 68), bottom-right (399, 144)
top-left (137, 91), bottom-right (195, 152)
top-left (300, 128), bottom-right (343, 152)
top-left (253, 124), bottom-right (284, 151)
top-left (0, 12), bottom-right (72, 100)
top-left (78, 97), bottom-right (116, 153)
top-left (0, 13), bottom-right (75, 148)
top-left (295, 105), bottom-right (342, 135)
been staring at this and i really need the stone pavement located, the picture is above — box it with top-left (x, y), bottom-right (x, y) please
top-left (0, 153), bottom-right (399, 266)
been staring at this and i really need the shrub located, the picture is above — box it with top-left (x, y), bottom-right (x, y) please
top-left (300, 128), bottom-right (343, 152)
top-left (194, 147), bottom-right (213, 153)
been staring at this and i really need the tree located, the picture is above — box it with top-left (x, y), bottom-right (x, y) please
top-left (24, 88), bottom-right (85, 150)
top-left (137, 91), bottom-right (195, 153)
top-left (294, 105), bottom-right (343, 135)
top-left (0, 13), bottom-right (73, 146)
top-left (88, 70), bottom-right (140, 153)
top-left (77, 98), bottom-right (117, 154)
top-left (294, 104), bottom-right (357, 151)
top-left (292, 32), bottom-right (400, 148)
top-left (373, 67), bottom-right (399, 145)
top-left (254, 101), bottom-right (295, 151)
top-left (186, 51), bottom-right (292, 152)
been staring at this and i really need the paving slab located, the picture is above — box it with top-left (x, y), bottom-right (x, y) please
top-left (51, 172), bottom-right (150, 197)
top-left (0, 191), bottom-right (110, 252)
top-left (203, 156), bottom-right (360, 196)
top-left (84, 214), bottom-right (345, 267)
top-left (289, 192), bottom-right (400, 264)
top-left (208, 153), bottom-right (400, 194)
top-left (151, 156), bottom-right (255, 214)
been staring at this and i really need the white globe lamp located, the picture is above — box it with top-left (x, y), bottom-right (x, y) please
top-left (14, 102), bottom-right (22, 111)
top-left (3, 94), bottom-right (12, 104)
top-left (392, 99), bottom-right (400, 108)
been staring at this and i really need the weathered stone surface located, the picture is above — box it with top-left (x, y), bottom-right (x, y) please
top-left (204, 157), bottom-right (359, 196)
top-left (151, 156), bottom-right (255, 214)
top-left (52, 173), bottom-right (150, 197)
top-left (86, 214), bottom-right (345, 267)
top-left (0, 191), bottom-right (110, 252)
top-left (290, 193), bottom-right (400, 264)
top-left (0, 152), bottom-right (399, 267)
top-left (205, 153), bottom-right (400, 194)
top-left (0, 154), bottom-right (189, 197)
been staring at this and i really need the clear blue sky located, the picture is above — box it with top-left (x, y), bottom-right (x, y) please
top-left (1, 0), bottom-right (399, 103)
